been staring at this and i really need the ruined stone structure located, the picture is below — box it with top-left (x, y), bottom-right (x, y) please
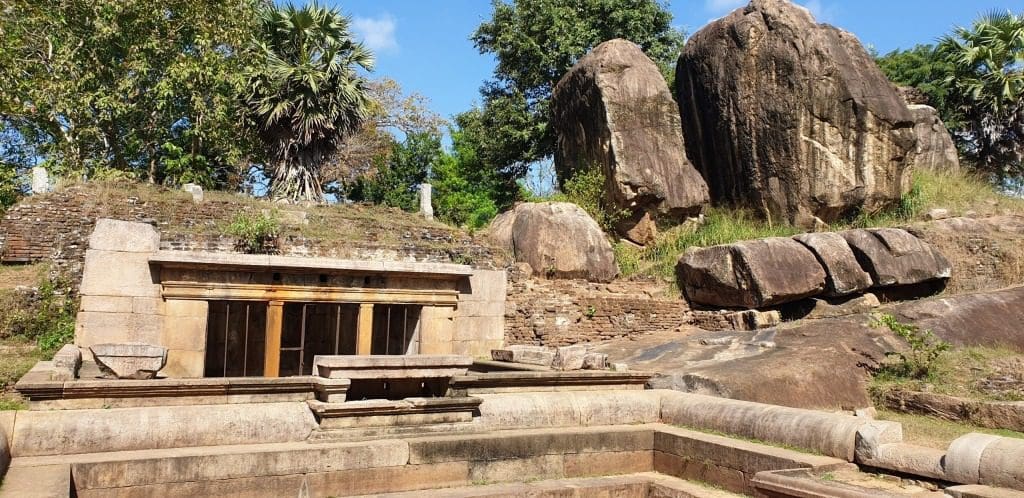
top-left (74, 219), bottom-right (506, 378)
top-left (677, 0), bottom-right (917, 225)
top-left (551, 39), bottom-right (709, 245)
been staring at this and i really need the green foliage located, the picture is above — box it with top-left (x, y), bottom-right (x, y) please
top-left (347, 132), bottom-right (440, 212)
top-left (872, 314), bottom-right (951, 381)
top-left (247, 1), bottom-right (374, 202)
top-left (937, 10), bottom-right (1024, 182)
top-left (0, 163), bottom-right (24, 215)
top-left (0, 0), bottom-right (260, 187)
top-left (431, 111), bottom-right (515, 229)
top-left (225, 211), bottom-right (280, 254)
top-left (875, 45), bottom-right (955, 123)
top-left (536, 166), bottom-right (625, 232)
top-left (0, 273), bottom-right (76, 356)
top-left (470, 0), bottom-right (685, 183)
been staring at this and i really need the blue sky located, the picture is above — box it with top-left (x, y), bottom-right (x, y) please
top-left (337, 0), bottom-right (1024, 124)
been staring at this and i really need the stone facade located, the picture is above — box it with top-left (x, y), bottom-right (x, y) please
top-left (74, 219), bottom-right (508, 378)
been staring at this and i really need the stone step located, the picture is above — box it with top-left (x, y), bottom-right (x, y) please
top-left (0, 463), bottom-right (71, 498)
top-left (350, 472), bottom-right (744, 497)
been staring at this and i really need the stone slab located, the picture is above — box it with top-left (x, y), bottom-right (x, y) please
top-left (0, 464), bottom-right (70, 498)
top-left (11, 402), bottom-right (316, 457)
top-left (314, 354), bottom-right (474, 379)
top-left (88, 219), bottom-right (160, 253)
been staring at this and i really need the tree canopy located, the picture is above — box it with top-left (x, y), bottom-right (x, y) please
top-left (0, 0), bottom-right (260, 188)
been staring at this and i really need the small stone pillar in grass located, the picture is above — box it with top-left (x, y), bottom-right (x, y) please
top-left (420, 183), bottom-right (434, 220)
top-left (31, 166), bottom-right (50, 194)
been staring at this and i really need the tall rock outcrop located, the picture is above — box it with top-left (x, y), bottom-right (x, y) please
top-left (552, 39), bottom-right (710, 245)
top-left (676, 0), bottom-right (917, 226)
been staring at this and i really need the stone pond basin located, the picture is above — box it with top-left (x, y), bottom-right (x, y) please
top-left (1, 358), bottom-right (1023, 497)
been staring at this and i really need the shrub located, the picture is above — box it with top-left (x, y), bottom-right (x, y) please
top-left (225, 210), bottom-right (279, 253)
top-left (0, 272), bottom-right (76, 357)
top-left (872, 313), bottom-right (951, 381)
top-left (537, 166), bottom-right (627, 232)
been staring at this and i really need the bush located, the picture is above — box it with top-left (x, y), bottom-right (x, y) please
top-left (872, 313), bottom-right (951, 381)
top-left (225, 210), bottom-right (279, 253)
top-left (0, 273), bottom-right (76, 356)
top-left (536, 166), bottom-right (627, 232)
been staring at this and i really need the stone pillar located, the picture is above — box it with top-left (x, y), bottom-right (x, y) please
top-left (419, 306), bottom-right (455, 354)
top-left (31, 166), bottom-right (49, 194)
top-left (419, 183), bottom-right (434, 221)
top-left (182, 183), bottom-right (204, 203)
top-left (263, 301), bottom-right (284, 377)
top-left (356, 303), bottom-right (374, 355)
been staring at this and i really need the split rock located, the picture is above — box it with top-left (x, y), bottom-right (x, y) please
top-left (841, 228), bottom-right (951, 287)
top-left (677, 237), bottom-right (826, 308)
top-left (793, 232), bottom-right (873, 296)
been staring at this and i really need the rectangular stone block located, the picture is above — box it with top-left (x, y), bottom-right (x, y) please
top-left (79, 296), bottom-right (133, 314)
top-left (461, 269), bottom-right (507, 302)
top-left (469, 454), bottom-right (565, 484)
top-left (654, 450), bottom-right (749, 494)
top-left (87, 218), bottom-right (160, 252)
top-left (306, 462), bottom-right (470, 496)
top-left (454, 300), bottom-right (506, 318)
top-left (563, 450), bottom-right (653, 478)
top-left (75, 312), bottom-right (162, 347)
top-left (491, 345), bottom-right (556, 367)
top-left (131, 297), bottom-right (164, 315)
top-left (163, 349), bottom-right (205, 378)
top-left (80, 250), bottom-right (160, 298)
top-left (654, 427), bottom-right (846, 476)
top-left (407, 425), bottom-right (653, 464)
top-left (164, 299), bottom-right (208, 318)
top-left (160, 315), bottom-right (207, 352)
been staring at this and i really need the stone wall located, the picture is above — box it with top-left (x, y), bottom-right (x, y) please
top-left (0, 183), bottom-right (500, 291)
top-left (505, 272), bottom-right (690, 346)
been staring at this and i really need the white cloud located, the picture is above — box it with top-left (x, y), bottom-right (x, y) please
top-left (704, 0), bottom-right (746, 14)
top-left (352, 14), bottom-right (398, 54)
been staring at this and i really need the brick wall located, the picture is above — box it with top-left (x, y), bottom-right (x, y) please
top-left (0, 184), bottom-right (500, 292)
top-left (504, 270), bottom-right (692, 346)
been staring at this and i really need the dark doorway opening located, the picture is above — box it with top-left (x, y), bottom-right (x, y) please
top-left (204, 301), bottom-right (267, 377)
top-left (371, 304), bottom-right (422, 355)
top-left (279, 303), bottom-right (361, 376)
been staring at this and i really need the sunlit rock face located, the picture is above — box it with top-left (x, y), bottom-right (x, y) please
top-left (552, 38), bottom-right (709, 245)
top-left (676, 0), bottom-right (917, 226)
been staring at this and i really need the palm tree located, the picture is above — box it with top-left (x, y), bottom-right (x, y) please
top-left (247, 2), bottom-right (374, 202)
top-left (937, 10), bottom-right (1024, 183)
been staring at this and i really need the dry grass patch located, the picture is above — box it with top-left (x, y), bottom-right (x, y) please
top-left (872, 346), bottom-right (1024, 402)
top-left (0, 338), bottom-right (40, 410)
top-left (0, 263), bottom-right (46, 291)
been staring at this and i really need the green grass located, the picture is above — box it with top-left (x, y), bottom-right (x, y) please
top-left (614, 169), bottom-right (1024, 281)
top-left (876, 409), bottom-right (1024, 449)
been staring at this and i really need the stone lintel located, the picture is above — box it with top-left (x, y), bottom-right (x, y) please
top-left (149, 251), bottom-right (474, 278)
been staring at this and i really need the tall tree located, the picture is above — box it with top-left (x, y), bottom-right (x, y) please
top-left (937, 10), bottom-right (1024, 182)
top-left (247, 2), bottom-right (373, 202)
top-left (471, 0), bottom-right (685, 185)
top-left (0, 0), bottom-right (259, 187)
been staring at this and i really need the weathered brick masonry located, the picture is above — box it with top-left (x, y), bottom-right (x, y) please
top-left (504, 270), bottom-right (691, 346)
top-left (0, 184), bottom-right (499, 292)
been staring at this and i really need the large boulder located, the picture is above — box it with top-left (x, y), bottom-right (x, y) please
top-left (486, 205), bottom-right (520, 253)
top-left (677, 237), bottom-right (826, 308)
top-left (509, 202), bottom-right (618, 282)
top-left (676, 0), bottom-right (917, 226)
top-left (841, 228), bottom-right (951, 287)
top-left (793, 232), bottom-right (873, 296)
top-left (907, 104), bottom-right (961, 172)
top-left (552, 39), bottom-right (710, 245)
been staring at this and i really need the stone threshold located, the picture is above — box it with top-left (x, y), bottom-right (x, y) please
top-left (450, 370), bottom-right (652, 394)
top-left (307, 397), bottom-right (483, 418)
top-left (16, 375), bottom-right (329, 405)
